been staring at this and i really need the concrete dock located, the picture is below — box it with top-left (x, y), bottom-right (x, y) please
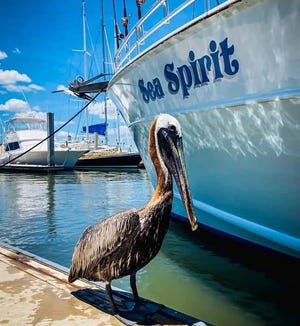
top-left (0, 244), bottom-right (210, 325)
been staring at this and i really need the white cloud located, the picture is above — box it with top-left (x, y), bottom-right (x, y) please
top-left (0, 68), bottom-right (31, 85)
top-left (0, 50), bottom-right (8, 60)
top-left (27, 84), bottom-right (44, 91)
top-left (0, 98), bottom-right (31, 112)
top-left (88, 98), bottom-right (117, 119)
top-left (0, 69), bottom-right (44, 94)
top-left (56, 84), bottom-right (68, 91)
top-left (0, 99), bottom-right (41, 114)
top-left (4, 83), bottom-right (45, 92)
top-left (88, 101), bottom-right (103, 115)
top-left (12, 48), bottom-right (21, 55)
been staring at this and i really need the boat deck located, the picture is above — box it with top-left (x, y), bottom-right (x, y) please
top-left (0, 244), bottom-right (210, 325)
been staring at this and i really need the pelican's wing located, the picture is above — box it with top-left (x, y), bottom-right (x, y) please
top-left (68, 207), bottom-right (141, 282)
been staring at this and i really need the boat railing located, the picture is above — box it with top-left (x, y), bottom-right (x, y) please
top-left (113, 0), bottom-right (225, 72)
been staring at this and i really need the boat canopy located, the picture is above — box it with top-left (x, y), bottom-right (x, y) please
top-left (6, 117), bottom-right (46, 132)
top-left (82, 123), bottom-right (106, 135)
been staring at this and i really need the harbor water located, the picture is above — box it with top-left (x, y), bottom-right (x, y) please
top-left (0, 169), bottom-right (299, 326)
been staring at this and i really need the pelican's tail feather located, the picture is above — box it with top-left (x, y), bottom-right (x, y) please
top-left (68, 266), bottom-right (78, 283)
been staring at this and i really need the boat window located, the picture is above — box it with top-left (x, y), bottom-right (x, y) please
top-left (7, 120), bottom-right (46, 131)
top-left (5, 142), bottom-right (20, 151)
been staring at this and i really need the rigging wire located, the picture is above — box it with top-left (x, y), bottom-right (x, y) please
top-left (103, 21), bottom-right (114, 72)
top-left (86, 16), bottom-right (101, 77)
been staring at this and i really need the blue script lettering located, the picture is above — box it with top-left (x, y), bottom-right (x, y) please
top-left (138, 78), bottom-right (165, 103)
top-left (138, 37), bottom-right (239, 102)
top-left (219, 38), bottom-right (239, 76)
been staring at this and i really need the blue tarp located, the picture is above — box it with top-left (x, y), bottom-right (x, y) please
top-left (83, 123), bottom-right (106, 135)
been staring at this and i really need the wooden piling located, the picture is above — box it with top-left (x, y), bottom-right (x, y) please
top-left (47, 112), bottom-right (55, 167)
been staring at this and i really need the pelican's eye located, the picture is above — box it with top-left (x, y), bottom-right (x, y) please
top-left (168, 124), bottom-right (176, 133)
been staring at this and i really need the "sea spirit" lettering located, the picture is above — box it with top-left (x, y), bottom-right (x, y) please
top-left (138, 37), bottom-right (239, 103)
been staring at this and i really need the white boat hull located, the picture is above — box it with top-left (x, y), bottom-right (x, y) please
top-left (108, 0), bottom-right (300, 258)
top-left (1, 149), bottom-right (85, 169)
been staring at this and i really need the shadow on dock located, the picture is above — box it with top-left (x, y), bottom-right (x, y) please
top-left (72, 287), bottom-right (207, 325)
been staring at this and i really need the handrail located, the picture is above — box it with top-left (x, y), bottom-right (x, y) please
top-left (114, 0), bottom-right (166, 65)
top-left (113, 0), bottom-right (223, 72)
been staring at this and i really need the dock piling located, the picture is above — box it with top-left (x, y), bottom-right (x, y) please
top-left (47, 112), bottom-right (55, 166)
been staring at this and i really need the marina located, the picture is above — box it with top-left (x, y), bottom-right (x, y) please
top-left (0, 169), bottom-right (299, 325)
top-left (0, 0), bottom-right (300, 325)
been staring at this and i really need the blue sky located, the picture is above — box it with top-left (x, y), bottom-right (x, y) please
top-left (0, 0), bottom-right (151, 148)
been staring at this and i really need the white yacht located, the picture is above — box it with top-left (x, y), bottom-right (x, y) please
top-left (0, 116), bottom-right (87, 169)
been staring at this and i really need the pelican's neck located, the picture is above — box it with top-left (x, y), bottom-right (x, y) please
top-left (148, 118), bottom-right (173, 205)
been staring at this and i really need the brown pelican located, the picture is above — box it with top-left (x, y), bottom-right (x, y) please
top-left (68, 114), bottom-right (198, 314)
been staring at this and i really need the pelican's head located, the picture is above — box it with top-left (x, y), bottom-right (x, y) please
top-left (154, 114), bottom-right (198, 231)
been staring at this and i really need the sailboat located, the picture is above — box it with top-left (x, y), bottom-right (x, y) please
top-left (56, 0), bottom-right (142, 170)
top-left (75, 104), bottom-right (143, 169)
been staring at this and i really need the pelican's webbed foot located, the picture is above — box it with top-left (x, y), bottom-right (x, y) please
top-left (105, 281), bottom-right (139, 312)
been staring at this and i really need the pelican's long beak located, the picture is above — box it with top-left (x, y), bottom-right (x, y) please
top-left (160, 129), bottom-right (198, 231)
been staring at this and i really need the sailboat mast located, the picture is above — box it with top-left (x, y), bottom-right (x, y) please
top-left (101, 0), bottom-right (106, 76)
top-left (101, 0), bottom-right (108, 145)
top-left (82, 0), bottom-right (89, 143)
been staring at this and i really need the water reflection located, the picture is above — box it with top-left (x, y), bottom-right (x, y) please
top-left (0, 170), bottom-right (299, 326)
top-left (0, 172), bottom-right (58, 243)
top-left (46, 174), bottom-right (56, 236)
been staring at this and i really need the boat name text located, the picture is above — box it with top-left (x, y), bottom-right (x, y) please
top-left (138, 38), bottom-right (239, 102)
